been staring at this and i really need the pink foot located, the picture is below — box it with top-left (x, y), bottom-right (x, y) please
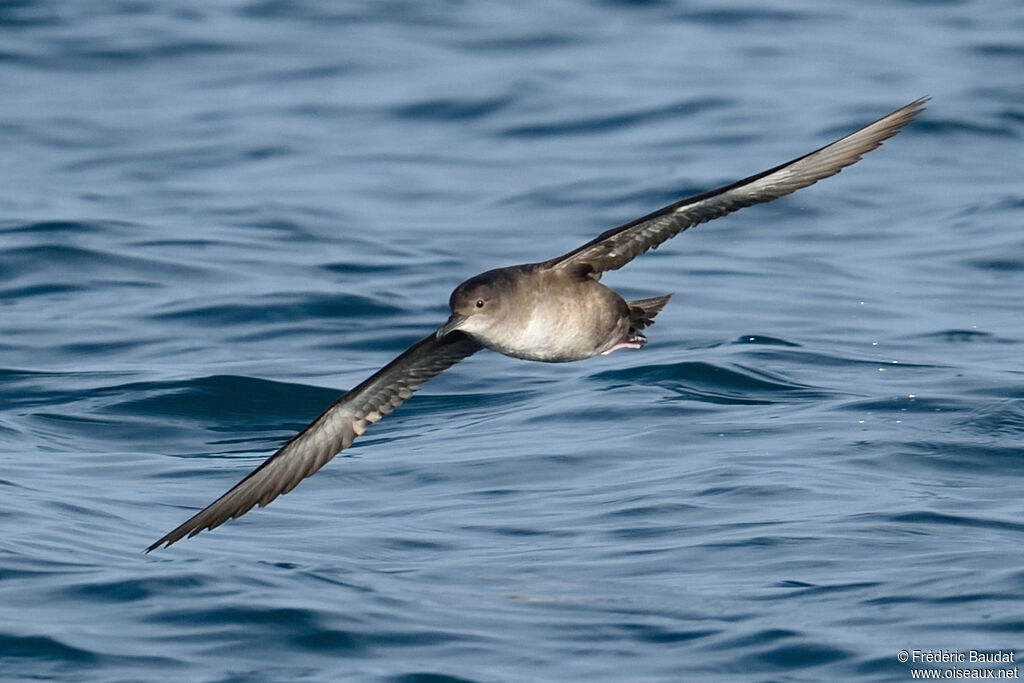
top-left (600, 332), bottom-right (648, 355)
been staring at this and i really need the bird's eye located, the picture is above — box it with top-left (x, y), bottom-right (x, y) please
top-left (475, 299), bottom-right (485, 308)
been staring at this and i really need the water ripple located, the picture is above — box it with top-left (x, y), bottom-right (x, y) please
top-left (591, 360), bottom-right (830, 404)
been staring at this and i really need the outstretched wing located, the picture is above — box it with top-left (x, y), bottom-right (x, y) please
top-left (546, 98), bottom-right (927, 275)
top-left (147, 330), bottom-right (482, 551)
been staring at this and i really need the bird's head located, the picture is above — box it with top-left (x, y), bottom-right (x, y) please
top-left (436, 270), bottom-right (507, 341)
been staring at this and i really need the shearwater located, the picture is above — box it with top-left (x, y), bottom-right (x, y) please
top-left (147, 98), bottom-right (927, 551)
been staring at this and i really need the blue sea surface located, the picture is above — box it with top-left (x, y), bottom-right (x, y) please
top-left (2, 1), bottom-right (1023, 681)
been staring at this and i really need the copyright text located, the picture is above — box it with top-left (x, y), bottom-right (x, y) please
top-left (899, 649), bottom-right (1019, 679)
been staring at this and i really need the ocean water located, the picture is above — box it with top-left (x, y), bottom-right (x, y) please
top-left (2, 0), bottom-right (1023, 681)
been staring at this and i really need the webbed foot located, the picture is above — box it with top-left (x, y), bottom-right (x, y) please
top-left (600, 331), bottom-right (648, 355)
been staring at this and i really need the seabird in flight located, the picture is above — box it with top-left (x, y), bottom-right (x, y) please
top-left (147, 98), bottom-right (927, 551)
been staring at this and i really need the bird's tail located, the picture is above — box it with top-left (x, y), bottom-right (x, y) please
top-left (627, 294), bottom-right (672, 330)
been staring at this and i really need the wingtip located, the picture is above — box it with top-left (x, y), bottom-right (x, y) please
top-left (146, 526), bottom-right (192, 552)
top-left (897, 96), bottom-right (930, 121)
top-left (907, 96), bottom-right (930, 114)
top-left (144, 537), bottom-right (170, 553)
top-left (874, 97), bottom-right (929, 129)
top-left (880, 97), bottom-right (929, 140)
